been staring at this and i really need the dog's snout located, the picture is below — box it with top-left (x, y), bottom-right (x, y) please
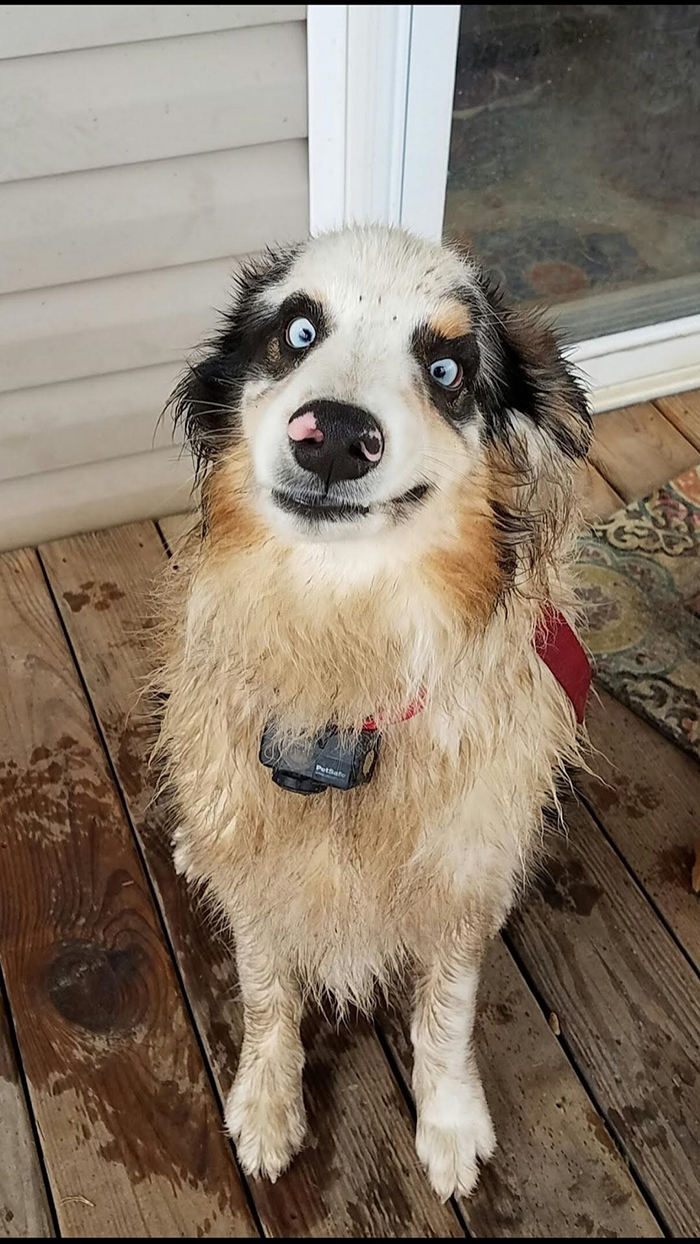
top-left (288, 400), bottom-right (384, 484)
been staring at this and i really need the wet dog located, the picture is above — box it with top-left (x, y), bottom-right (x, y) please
top-left (156, 226), bottom-right (591, 1199)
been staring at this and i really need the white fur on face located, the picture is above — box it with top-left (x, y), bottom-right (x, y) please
top-left (239, 228), bottom-right (484, 543)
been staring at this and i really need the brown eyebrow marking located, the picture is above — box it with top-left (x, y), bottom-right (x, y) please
top-left (428, 300), bottom-right (473, 341)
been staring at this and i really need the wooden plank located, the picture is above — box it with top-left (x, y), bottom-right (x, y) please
top-left (0, 25), bottom-right (307, 184)
top-left (379, 939), bottom-right (661, 1238)
top-left (0, 547), bottom-right (258, 1239)
top-left (0, 990), bottom-right (54, 1238)
top-left (588, 401), bottom-right (699, 502)
top-left (0, 6), bottom-right (306, 59)
top-left (574, 460), bottom-right (623, 525)
top-left (654, 390), bottom-right (700, 454)
top-left (580, 687), bottom-right (700, 971)
top-left (40, 522), bottom-right (464, 1239)
top-left (509, 798), bottom-right (700, 1237)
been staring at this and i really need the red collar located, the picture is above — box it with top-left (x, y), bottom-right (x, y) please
top-left (363, 689), bottom-right (426, 732)
top-left (364, 606), bottom-right (590, 731)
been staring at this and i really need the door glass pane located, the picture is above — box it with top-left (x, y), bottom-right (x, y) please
top-left (444, 5), bottom-right (700, 338)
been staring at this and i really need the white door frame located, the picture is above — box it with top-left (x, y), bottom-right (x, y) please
top-left (306, 4), bottom-right (700, 412)
top-left (307, 4), bottom-right (460, 239)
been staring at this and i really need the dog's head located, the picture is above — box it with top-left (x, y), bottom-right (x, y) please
top-left (172, 227), bottom-right (590, 583)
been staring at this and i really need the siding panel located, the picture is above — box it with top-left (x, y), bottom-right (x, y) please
top-left (0, 447), bottom-right (193, 553)
top-left (0, 5), bottom-right (306, 59)
top-left (0, 255), bottom-right (243, 392)
top-left (0, 23), bottom-right (307, 183)
top-left (0, 364), bottom-right (181, 483)
top-left (0, 140), bottom-right (308, 294)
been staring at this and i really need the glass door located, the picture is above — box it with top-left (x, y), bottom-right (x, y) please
top-left (443, 4), bottom-right (700, 339)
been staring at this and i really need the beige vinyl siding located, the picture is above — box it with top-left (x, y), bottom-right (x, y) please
top-left (0, 6), bottom-right (306, 58)
top-left (0, 257), bottom-right (242, 394)
top-left (0, 365), bottom-right (178, 483)
top-left (0, 24), bottom-right (306, 183)
top-left (0, 448), bottom-right (194, 554)
top-left (0, 5), bottom-right (309, 551)
top-left (0, 140), bottom-right (307, 295)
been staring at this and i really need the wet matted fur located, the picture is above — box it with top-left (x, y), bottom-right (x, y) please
top-left (155, 226), bottom-right (591, 1199)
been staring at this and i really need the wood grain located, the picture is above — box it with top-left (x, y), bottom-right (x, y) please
top-left (654, 389), bottom-right (700, 454)
top-left (588, 401), bottom-right (699, 501)
top-left (379, 938), bottom-right (661, 1238)
top-left (580, 687), bottom-right (700, 971)
top-left (40, 522), bottom-right (463, 1239)
top-left (0, 989), bottom-right (54, 1238)
top-left (0, 548), bottom-right (257, 1239)
top-left (509, 799), bottom-right (700, 1237)
top-left (574, 461), bottom-right (624, 525)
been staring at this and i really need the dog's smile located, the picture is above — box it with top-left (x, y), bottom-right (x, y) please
top-left (271, 482), bottom-right (431, 523)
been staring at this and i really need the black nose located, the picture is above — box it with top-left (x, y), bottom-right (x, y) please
top-left (288, 400), bottom-right (384, 485)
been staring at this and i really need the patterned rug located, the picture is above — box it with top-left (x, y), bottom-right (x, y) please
top-left (577, 464), bottom-right (700, 763)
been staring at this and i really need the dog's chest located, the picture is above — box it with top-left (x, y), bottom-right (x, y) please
top-left (214, 698), bottom-right (525, 897)
top-left (199, 708), bottom-right (530, 1001)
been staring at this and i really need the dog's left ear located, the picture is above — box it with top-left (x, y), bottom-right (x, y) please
top-left (474, 281), bottom-right (592, 576)
top-left (476, 280), bottom-right (592, 466)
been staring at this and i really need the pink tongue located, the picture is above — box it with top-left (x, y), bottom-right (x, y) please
top-left (288, 411), bottom-right (324, 443)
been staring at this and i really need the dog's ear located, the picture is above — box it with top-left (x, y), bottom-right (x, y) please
top-left (475, 278), bottom-right (591, 465)
top-left (168, 246), bottom-right (299, 477)
top-left (169, 352), bottom-right (238, 480)
top-left (474, 279), bottom-right (592, 578)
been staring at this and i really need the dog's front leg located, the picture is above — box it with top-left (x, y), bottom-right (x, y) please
top-left (226, 928), bottom-right (306, 1181)
top-left (411, 929), bottom-right (496, 1201)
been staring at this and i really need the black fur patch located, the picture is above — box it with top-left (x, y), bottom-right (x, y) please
top-left (168, 246), bottom-right (333, 477)
top-left (471, 271), bottom-right (592, 460)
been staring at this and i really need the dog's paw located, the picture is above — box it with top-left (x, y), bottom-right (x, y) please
top-left (415, 1079), bottom-right (496, 1202)
top-left (225, 1069), bottom-right (307, 1182)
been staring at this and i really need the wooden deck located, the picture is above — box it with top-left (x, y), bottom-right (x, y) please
top-left (1, 391), bottom-right (700, 1239)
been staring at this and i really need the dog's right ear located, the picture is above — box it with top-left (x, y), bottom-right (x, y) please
top-left (168, 246), bottom-right (300, 477)
top-left (471, 275), bottom-right (592, 580)
top-left (474, 276), bottom-right (591, 468)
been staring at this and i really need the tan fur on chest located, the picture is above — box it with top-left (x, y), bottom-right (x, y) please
top-left (157, 472), bottom-right (577, 1009)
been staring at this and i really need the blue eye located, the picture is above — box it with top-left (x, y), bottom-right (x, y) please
top-left (429, 358), bottom-right (462, 389)
top-left (286, 316), bottom-right (317, 350)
